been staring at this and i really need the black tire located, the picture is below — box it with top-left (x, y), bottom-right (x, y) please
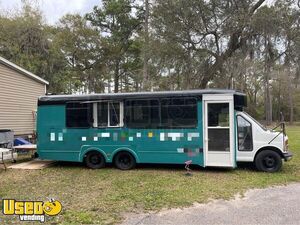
top-left (85, 151), bottom-right (105, 169)
top-left (255, 150), bottom-right (282, 172)
top-left (114, 151), bottom-right (136, 170)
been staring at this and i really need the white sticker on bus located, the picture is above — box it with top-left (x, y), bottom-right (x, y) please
top-left (58, 133), bottom-right (63, 141)
top-left (50, 133), bottom-right (55, 141)
top-left (101, 133), bottom-right (110, 138)
top-left (167, 133), bottom-right (183, 141)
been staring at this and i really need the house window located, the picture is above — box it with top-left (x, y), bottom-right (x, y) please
top-left (237, 115), bottom-right (253, 151)
top-left (66, 102), bottom-right (93, 128)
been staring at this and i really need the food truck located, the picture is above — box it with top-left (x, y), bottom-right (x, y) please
top-left (37, 89), bottom-right (292, 172)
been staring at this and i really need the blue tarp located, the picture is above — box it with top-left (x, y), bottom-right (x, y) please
top-left (14, 138), bottom-right (31, 146)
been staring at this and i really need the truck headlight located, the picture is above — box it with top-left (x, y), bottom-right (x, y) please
top-left (285, 138), bottom-right (289, 151)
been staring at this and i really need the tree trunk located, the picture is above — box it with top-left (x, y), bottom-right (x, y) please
top-left (134, 81), bottom-right (139, 92)
top-left (287, 71), bottom-right (294, 124)
top-left (284, 45), bottom-right (294, 125)
top-left (183, 47), bottom-right (192, 89)
top-left (142, 0), bottom-right (150, 91)
top-left (264, 37), bottom-right (273, 125)
top-left (264, 72), bottom-right (272, 125)
top-left (114, 60), bottom-right (120, 93)
top-left (278, 77), bottom-right (281, 122)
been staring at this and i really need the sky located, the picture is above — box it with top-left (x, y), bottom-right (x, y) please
top-left (0, 0), bottom-right (101, 24)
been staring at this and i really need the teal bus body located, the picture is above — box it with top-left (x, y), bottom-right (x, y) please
top-left (37, 102), bottom-right (205, 166)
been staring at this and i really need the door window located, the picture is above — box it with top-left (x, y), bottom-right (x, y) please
top-left (237, 116), bottom-right (253, 151)
top-left (207, 103), bottom-right (230, 151)
top-left (208, 103), bottom-right (229, 127)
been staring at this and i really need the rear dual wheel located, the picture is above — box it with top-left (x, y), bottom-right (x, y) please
top-left (114, 151), bottom-right (136, 170)
top-left (85, 151), bottom-right (105, 169)
top-left (85, 151), bottom-right (136, 170)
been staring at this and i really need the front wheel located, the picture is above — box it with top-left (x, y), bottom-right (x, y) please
top-left (114, 152), bottom-right (136, 170)
top-left (255, 150), bottom-right (282, 172)
top-left (85, 151), bottom-right (105, 169)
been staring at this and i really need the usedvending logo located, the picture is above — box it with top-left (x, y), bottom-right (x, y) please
top-left (2, 198), bottom-right (62, 222)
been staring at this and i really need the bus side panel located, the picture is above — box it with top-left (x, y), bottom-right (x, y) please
top-left (37, 105), bottom-right (81, 162)
top-left (134, 101), bottom-right (204, 166)
top-left (37, 102), bottom-right (204, 166)
top-left (135, 130), bottom-right (203, 165)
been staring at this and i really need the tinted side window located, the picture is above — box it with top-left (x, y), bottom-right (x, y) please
top-left (237, 116), bottom-right (253, 151)
top-left (161, 98), bottom-right (197, 128)
top-left (125, 100), bottom-right (159, 128)
top-left (66, 103), bottom-right (92, 128)
top-left (109, 102), bottom-right (120, 126)
top-left (97, 102), bottom-right (108, 127)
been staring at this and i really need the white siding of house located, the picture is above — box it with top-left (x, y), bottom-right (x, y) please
top-left (0, 63), bottom-right (46, 135)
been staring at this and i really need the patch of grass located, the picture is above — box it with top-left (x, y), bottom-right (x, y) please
top-left (0, 126), bottom-right (299, 224)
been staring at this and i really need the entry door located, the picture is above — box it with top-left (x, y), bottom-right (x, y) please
top-left (203, 95), bottom-right (235, 167)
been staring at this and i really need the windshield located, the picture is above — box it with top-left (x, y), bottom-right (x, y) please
top-left (240, 111), bottom-right (268, 131)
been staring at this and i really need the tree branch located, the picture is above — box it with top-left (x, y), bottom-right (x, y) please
top-left (249, 0), bottom-right (266, 15)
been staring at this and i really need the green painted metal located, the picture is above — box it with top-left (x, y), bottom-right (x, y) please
top-left (37, 102), bottom-right (204, 166)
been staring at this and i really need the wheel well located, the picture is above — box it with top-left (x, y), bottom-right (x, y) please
top-left (112, 150), bottom-right (136, 163)
top-left (255, 146), bottom-right (284, 160)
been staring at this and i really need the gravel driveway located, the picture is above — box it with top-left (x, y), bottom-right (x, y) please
top-left (122, 183), bottom-right (300, 225)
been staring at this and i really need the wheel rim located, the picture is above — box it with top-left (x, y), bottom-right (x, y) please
top-left (119, 155), bottom-right (131, 168)
top-left (90, 154), bottom-right (101, 165)
top-left (263, 155), bottom-right (276, 169)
